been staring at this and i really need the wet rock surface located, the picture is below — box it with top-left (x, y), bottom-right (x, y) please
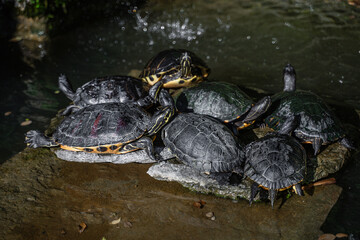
top-left (0, 147), bottom-right (342, 240)
top-left (147, 161), bottom-right (255, 200)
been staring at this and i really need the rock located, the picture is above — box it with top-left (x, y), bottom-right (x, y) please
top-left (55, 146), bottom-right (174, 164)
top-left (0, 147), bottom-right (342, 239)
top-left (147, 161), bottom-right (255, 200)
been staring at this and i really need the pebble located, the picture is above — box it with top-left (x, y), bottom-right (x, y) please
top-left (110, 217), bottom-right (121, 225)
top-left (335, 233), bottom-right (348, 238)
top-left (20, 120), bottom-right (32, 126)
top-left (205, 212), bottom-right (214, 218)
top-left (318, 233), bottom-right (336, 240)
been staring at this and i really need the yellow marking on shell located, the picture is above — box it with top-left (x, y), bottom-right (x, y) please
top-left (195, 65), bottom-right (210, 78)
top-left (258, 179), bottom-right (303, 192)
top-left (162, 76), bottom-right (199, 88)
top-left (60, 133), bottom-right (146, 154)
top-left (236, 120), bottom-right (256, 130)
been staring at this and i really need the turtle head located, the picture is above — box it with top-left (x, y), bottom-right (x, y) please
top-left (283, 64), bottom-right (296, 92)
top-left (180, 52), bottom-right (192, 78)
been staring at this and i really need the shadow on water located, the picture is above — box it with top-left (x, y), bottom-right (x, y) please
top-left (0, 2), bottom-right (32, 162)
top-left (1, 0), bottom-right (360, 236)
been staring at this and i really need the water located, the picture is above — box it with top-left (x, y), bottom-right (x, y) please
top-left (1, 0), bottom-right (360, 235)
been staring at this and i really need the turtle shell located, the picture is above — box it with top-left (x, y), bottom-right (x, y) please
top-left (72, 76), bottom-right (148, 108)
top-left (54, 103), bottom-right (150, 149)
top-left (175, 81), bottom-right (253, 122)
top-left (162, 113), bottom-right (245, 173)
top-left (265, 90), bottom-right (346, 144)
top-left (140, 49), bottom-right (210, 88)
top-left (244, 133), bottom-right (306, 190)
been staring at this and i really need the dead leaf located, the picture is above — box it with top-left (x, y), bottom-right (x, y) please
top-left (335, 233), bottom-right (348, 238)
top-left (193, 200), bottom-right (206, 209)
top-left (318, 233), bottom-right (336, 240)
top-left (20, 120), bottom-right (32, 126)
top-left (4, 112), bottom-right (11, 116)
top-left (78, 222), bottom-right (87, 233)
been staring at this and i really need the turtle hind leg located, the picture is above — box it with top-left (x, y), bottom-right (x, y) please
top-left (25, 130), bottom-right (58, 148)
top-left (124, 136), bottom-right (156, 161)
top-left (238, 96), bottom-right (272, 129)
top-left (249, 182), bottom-right (260, 206)
top-left (293, 183), bottom-right (304, 196)
top-left (312, 137), bottom-right (323, 156)
top-left (58, 74), bottom-right (75, 101)
top-left (340, 137), bottom-right (355, 150)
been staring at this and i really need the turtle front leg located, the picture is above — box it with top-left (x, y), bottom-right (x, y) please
top-left (136, 81), bottom-right (164, 108)
top-left (236, 96), bottom-right (272, 129)
top-left (124, 136), bottom-right (156, 161)
top-left (25, 130), bottom-right (58, 148)
top-left (58, 74), bottom-right (75, 101)
top-left (147, 105), bottom-right (175, 136)
top-left (61, 104), bottom-right (80, 116)
top-left (147, 88), bottom-right (176, 136)
top-left (249, 182), bottom-right (260, 206)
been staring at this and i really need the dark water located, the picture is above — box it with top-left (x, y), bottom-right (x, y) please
top-left (1, 0), bottom-right (360, 235)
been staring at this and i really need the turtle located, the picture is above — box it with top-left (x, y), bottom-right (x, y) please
top-left (244, 116), bottom-right (306, 208)
top-left (161, 112), bottom-right (245, 175)
top-left (25, 101), bottom-right (174, 159)
top-left (139, 49), bottom-right (210, 88)
top-left (264, 64), bottom-right (353, 155)
top-left (58, 74), bottom-right (165, 115)
top-left (175, 81), bottom-right (272, 130)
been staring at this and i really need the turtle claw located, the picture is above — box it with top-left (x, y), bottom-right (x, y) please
top-left (340, 137), bottom-right (355, 150)
top-left (312, 137), bottom-right (323, 156)
top-left (25, 130), bottom-right (57, 148)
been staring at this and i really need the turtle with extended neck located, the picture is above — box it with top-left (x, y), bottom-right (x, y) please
top-left (264, 64), bottom-right (353, 155)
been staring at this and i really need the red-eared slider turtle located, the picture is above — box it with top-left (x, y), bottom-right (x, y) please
top-left (139, 49), bottom-right (210, 88)
top-left (245, 117), bottom-right (306, 208)
top-left (175, 81), bottom-right (271, 130)
top-left (264, 64), bottom-right (353, 155)
top-left (59, 75), bottom-right (165, 115)
top-left (161, 113), bottom-right (245, 174)
top-left (25, 102), bottom-right (174, 159)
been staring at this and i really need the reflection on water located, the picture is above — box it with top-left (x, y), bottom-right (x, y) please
top-left (1, 0), bottom-right (360, 234)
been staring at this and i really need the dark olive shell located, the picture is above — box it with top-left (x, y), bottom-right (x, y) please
top-left (265, 90), bottom-right (346, 144)
top-left (162, 113), bottom-right (245, 173)
top-left (72, 76), bottom-right (147, 108)
top-left (54, 103), bottom-right (150, 147)
top-left (139, 49), bottom-right (210, 86)
top-left (245, 134), bottom-right (306, 190)
top-left (175, 81), bottom-right (253, 122)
